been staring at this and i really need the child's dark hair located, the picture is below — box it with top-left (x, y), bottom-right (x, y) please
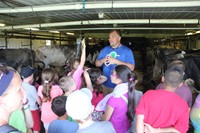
top-left (115, 65), bottom-right (137, 121)
top-left (51, 96), bottom-right (67, 117)
top-left (41, 68), bottom-right (57, 102)
top-left (164, 67), bottom-right (183, 88)
top-left (87, 68), bottom-right (103, 96)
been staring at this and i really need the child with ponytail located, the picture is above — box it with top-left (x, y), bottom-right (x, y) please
top-left (38, 68), bottom-right (63, 132)
top-left (101, 65), bottom-right (142, 133)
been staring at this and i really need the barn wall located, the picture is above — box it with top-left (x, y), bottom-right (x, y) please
top-left (0, 38), bottom-right (29, 49)
top-left (0, 38), bottom-right (71, 51)
top-left (0, 37), bottom-right (199, 51)
top-left (32, 40), bottom-right (46, 50)
top-left (0, 38), bottom-right (45, 50)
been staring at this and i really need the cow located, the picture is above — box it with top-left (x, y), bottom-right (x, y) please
top-left (35, 45), bottom-right (77, 77)
top-left (0, 48), bottom-right (35, 70)
top-left (182, 55), bottom-right (200, 91)
top-left (141, 46), bottom-right (200, 92)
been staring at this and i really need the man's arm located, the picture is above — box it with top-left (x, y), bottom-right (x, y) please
top-left (116, 59), bottom-right (135, 71)
top-left (136, 114), bottom-right (145, 133)
top-left (107, 57), bottom-right (135, 71)
top-left (95, 57), bottom-right (106, 67)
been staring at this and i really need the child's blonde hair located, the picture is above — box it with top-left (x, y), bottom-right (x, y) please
top-left (59, 76), bottom-right (76, 93)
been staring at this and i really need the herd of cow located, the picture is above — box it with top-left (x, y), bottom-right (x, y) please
top-left (143, 47), bottom-right (200, 92)
top-left (0, 45), bottom-right (200, 93)
top-left (0, 45), bottom-right (76, 76)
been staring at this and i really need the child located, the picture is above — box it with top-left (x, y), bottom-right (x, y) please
top-left (6, 65), bottom-right (33, 133)
top-left (0, 64), bottom-right (25, 132)
top-left (58, 76), bottom-right (79, 122)
top-left (84, 68), bottom-right (107, 107)
top-left (58, 76), bottom-right (77, 96)
top-left (20, 66), bottom-right (41, 133)
top-left (136, 67), bottom-right (189, 133)
top-left (84, 68), bottom-right (108, 121)
top-left (66, 88), bottom-right (115, 133)
top-left (48, 96), bottom-right (78, 133)
top-left (38, 68), bottom-right (63, 132)
top-left (101, 65), bottom-right (142, 133)
top-left (67, 38), bottom-right (86, 90)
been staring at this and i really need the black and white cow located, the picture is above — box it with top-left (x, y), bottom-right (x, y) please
top-left (142, 46), bottom-right (200, 92)
top-left (0, 48), bottom-right (35, 69)
top-left (35, 45), bottom-right (77, 76)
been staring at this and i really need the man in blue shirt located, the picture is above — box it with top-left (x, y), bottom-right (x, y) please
top-left (95, 30), bottom-right (135, 93)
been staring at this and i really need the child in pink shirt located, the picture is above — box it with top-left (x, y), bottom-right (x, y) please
top-left (101, 65), bottom-right (139, 133)
top-left (67, 38), bottom-right (86, 90)
top-left (37, 68), bottom-right (63, 132)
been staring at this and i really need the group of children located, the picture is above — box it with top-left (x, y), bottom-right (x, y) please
top-left (2, 37), bottom-right (200, 133)
top-left (7, 36), bottom-right (144, 133)
top-left (11, 38), bottom-right (117, 133)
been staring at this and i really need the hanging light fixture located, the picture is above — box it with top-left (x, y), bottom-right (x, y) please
top-left (0, 23), bottom-right (5, 26)
top-left (195, 30), bottom-right (200, 34)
